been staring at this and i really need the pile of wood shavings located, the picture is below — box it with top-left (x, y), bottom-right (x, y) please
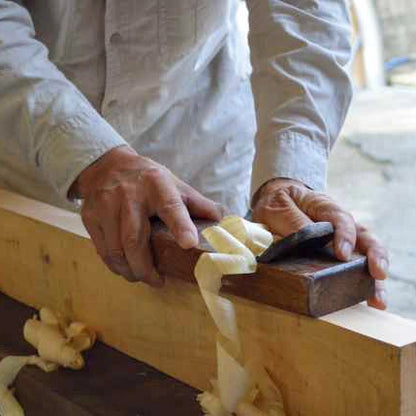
top-left (0, 307), bottom-right (95, 415)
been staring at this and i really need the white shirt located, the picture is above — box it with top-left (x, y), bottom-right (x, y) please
top-left (0, 0), bottom-right (352, 216)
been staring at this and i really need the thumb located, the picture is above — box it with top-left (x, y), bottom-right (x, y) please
top-left (253, 188), bottom-right (313, 237)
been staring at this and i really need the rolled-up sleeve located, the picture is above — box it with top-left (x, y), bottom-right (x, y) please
top-left (245, 0), bottom-right (353, 196)
top-left (0, 1), bottom-right (126, 201)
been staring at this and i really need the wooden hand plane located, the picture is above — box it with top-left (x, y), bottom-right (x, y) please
top-left (150, 219), bottom-right (375, 317)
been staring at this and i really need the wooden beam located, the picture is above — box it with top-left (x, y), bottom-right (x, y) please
top-left (0, 189), bottom-right (416, 415)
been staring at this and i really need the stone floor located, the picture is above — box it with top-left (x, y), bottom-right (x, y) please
top-left (327, 86), bottom-right (416, 320)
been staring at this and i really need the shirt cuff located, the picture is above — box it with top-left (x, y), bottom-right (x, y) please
top-left (37, 112), bottom-right (127, 201)
top-left (251, 132), bottom-right (328, 199)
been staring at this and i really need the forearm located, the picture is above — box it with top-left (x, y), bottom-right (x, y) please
top-left (246, 0), bottom-right (353, 194)
top-left (0, 1), bottom-right (126, 201)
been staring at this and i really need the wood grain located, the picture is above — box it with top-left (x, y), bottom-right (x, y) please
top-left (1, 189), bottom-right (416, 415)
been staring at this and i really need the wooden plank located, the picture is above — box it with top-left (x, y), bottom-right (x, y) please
top-left (0, 189), bottom-right (374, 317)
top-left (0, 189), bottom-right (416, 415)
top-left (0, 293), bottom-right (202, 416)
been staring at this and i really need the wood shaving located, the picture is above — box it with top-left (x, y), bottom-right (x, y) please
top-left (194, 218), bottom-right (286, 416)
top-left (0, 309), bottom-right (95, 415)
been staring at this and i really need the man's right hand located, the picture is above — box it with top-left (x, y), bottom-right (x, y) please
top-left (70, 145), bottom-right (222, 286)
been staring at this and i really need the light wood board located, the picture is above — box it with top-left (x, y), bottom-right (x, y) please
top-left (0, 189), bottom-right (416, 415)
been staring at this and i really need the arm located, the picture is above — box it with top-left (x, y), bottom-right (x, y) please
top-left (246, 0), bottom-right (352, 194)
top-left (0, 1), bottom-right (126, 201)
top-left (0, 1), bottom-right (222, 284)
top-left (246, 0), bottom-right (388, 308)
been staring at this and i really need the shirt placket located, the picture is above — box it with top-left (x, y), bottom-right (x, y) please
top-left (102, 0), bottom-right (130, 119)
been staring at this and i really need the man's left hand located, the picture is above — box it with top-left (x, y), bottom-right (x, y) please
top-left (252, 178), bottom-right (388, 310)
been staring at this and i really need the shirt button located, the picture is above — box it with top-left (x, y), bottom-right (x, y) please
top-left (107, 99), bottom-right (118, 108)
top-left (109, 32), bottom-right (122, 45)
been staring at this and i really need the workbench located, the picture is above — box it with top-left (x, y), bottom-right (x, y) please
top-left (1, 188), bottom-right (416, 415)
top-left (0, 293), bottom-right (202, 415)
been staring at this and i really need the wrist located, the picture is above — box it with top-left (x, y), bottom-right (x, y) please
top-left (68, 145), bottom-right (136, 199)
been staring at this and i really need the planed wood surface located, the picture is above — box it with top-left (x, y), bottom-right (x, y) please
top-left (1, 189), bottom-right (416, 415)
top-left (0, 293), bottom-right (202, 416)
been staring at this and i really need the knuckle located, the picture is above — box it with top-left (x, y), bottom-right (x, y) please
top-left (96, 181), bottom-right (134, 203)
top-left (267, 188), bottom-right (291, 207)
top-left (306, 194), bottom-right (334, 211)
top-left (332, 210), bottom-right (355, 228)
top-left (275, 187), bottom-right (290, 199)
top-left (356, 223), bottom-right (369, 234)
top-left (285, 184), bottom-right (304, 198)
top-left (159, 198), bottom-right (184, 216)
top-left (256, 199), bottom-right (287, 220)
top-left (141, 167), bottom-right (166, 184)
top-left (180, 193), bottom-right (191, 207)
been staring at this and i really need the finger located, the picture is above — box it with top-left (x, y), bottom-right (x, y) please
top-left (121, 200), bottom-right (162, 287)
top-left (252, 188), bottom-right (312, 236)
top-left (181, 185), bottom-right (223, 221)
top-left (145, 169), bottom-right (198, 249)
top-left (356, 224), bottom-right (389, 280)
top-left (96, 190), bottom-right (133, 278)
top-left (298, 192), bottom-right (357, 261)
top-left (367, 280), bottom-right (387, 310)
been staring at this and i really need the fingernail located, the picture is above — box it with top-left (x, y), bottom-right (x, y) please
top-left (179, 230), bottom-right (198, 249)
top-left (216, 203), bottom-right (229, 219)
top-left (124, 272), bottom-right (142, 283)
top-left (377, 258), bottom-right (389, 274)
top-left (340, 241), bottom-right (353, 260)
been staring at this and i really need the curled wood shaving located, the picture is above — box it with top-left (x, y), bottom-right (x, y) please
top-left (24, 319), bottom-right (84, 369)
top-left (65, 322), bottom-right (97, 352)
top-left (39, 307), bottom-right (67, 330)
top-left (202, 225), bottom-right (257, 270)
top-left (195, 219), bottom-right (286, 416)
top-left (0, 309), bottom-right (96, 415)
top-left (0, 355), bottom-right (56, 416)
top-left (219, 216), bottom-right (273, 256)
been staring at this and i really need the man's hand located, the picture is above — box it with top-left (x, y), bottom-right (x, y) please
top-left (70, 145), bottom-right (222, 286)
top-left (252, 178), bottom-right (389, 310)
